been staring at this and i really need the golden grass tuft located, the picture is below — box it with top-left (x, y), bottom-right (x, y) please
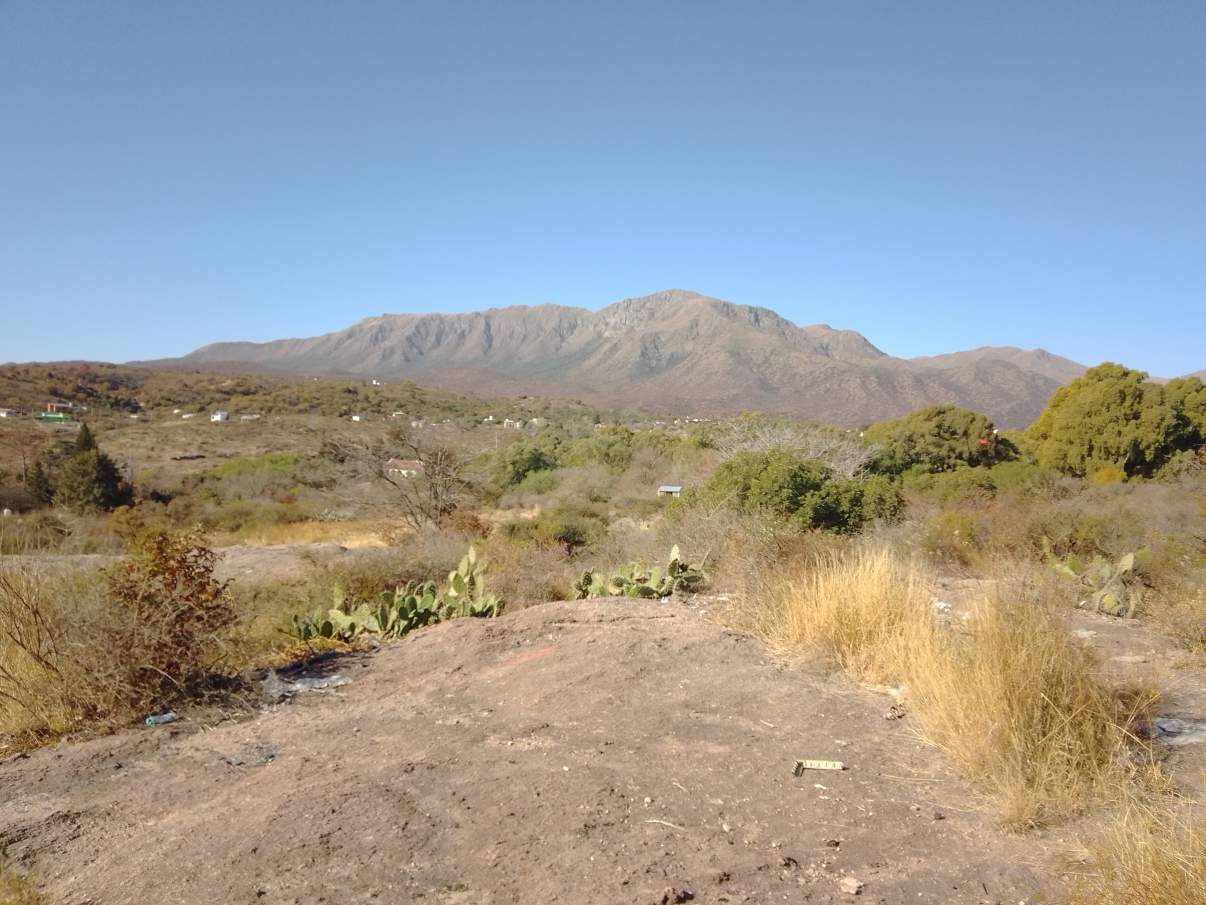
top-left (220, 519), bottom-right (396, 547)
top-left (0, 863), bottom-right (44, 905)
top-left (1065, 799), bottom-right (1206, 905)
top-left (718, 547), bottom-right (1159, 829)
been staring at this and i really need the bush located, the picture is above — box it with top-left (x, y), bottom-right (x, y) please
top-left (696, 450), bottom-right (903, 533)
top-left (102, 530), bottom-right (234, 699)
top-left (866, 404), bottom-right (1014, 475)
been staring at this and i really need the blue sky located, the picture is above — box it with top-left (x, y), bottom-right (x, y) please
top-left (1, 1), bottom-right (1203, 375)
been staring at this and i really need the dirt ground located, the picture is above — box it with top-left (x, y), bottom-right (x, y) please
top-left (0, 599), bottom-right (1055, 905)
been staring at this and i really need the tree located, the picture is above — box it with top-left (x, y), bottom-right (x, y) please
top-left (24, 461), bottom-right (54, 505)
top-left (492, 432), bottom-right (562, 486)
top-left (324, 428), bottom-right (470, 530)
top-left (865, 405), bottom-right (1013, 475)
top-left (74, 422), bottom-right (96, 453)
top-left (1024, 364), bottom-right (1199, 477)
top-left (53, 449), bottom-right (128, 513)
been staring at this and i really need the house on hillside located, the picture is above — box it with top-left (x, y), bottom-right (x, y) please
top-left (0, 408), bottom-right (22, 419)
top-left (657, 484), bottom-right (683, 498)
top-left (181, 413), bottom-right (197, 420)
top-left (351, 414), bottom-right (363, 422)
top-left (44, 401), bottom-right (85, 416)
top-left (502, 417), bottom-right (524, 430)
top-left (240, 414), bottom-right (261, 422)
top-left (210, 411), bottom-right (228, 423)
top-left (384, 458), bottom-right (424, 478)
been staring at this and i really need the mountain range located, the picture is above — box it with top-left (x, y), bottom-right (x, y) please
top-left (161, 289), bottom-right (1092, 428)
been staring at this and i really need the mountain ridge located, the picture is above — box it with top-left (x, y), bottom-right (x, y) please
top-left (153, 290), bottom-right (1089, 428)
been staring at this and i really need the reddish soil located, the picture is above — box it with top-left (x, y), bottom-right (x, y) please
top-left (0, 600), bottom-right (1050, 905)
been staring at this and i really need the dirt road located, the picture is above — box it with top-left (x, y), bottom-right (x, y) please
top-left (1, 600), bottom-right (1044, 904)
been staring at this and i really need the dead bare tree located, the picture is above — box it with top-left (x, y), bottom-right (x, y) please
top-left (714, 418), bottom-right (878, 479)
top-left (322, 428), bottom-right (470, 530)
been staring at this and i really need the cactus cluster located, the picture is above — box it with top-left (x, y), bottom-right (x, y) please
top-left (574, 545), bottom-right (706, 600)
top-left (1043, 538), bottom-right (1143, 618)
top-left (290, 545), bottom-right (502, 643)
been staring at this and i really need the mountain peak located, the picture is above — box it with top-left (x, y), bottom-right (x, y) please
top-left (166, 291), bottom-right (1084, 427)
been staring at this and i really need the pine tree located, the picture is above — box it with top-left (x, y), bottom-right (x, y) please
top-left (74, 422), bottom-right (97, 453)
top-left (53, 449), bottom-right (127, 513)
top-left (25, 460), bottom-right (54, 505)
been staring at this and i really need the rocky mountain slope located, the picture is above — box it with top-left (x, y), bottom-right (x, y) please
top-left (166, 290), bottom-right (1088, 427)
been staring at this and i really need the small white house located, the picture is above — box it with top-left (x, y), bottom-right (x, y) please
top-left (657, 484), bottom-right (683, 498)
top-left (0, 408), bottom-right (16, 419)
top-left (410, 419), bottom-right (425, 429)
top-left (181, 413), bottom-right (197, 420)
top-left (384, 458), bottom-right (424, 478)
top-left (210, 411), bottom-right (228, 423)
top-left (240, 414), bottom-right (261, 422)
top-left (502, 418), bottom-right (524, 430)
top-left (351, 414), bottom-right (363, 422)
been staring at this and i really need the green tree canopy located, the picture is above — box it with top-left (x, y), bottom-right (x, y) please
top-left (24, 460), bottom-right (54, 505)
top-left (491, 432), bottom-right (562, 487)
top-left (865, 405), bottom-right (1013, 475)
top-left (1024, 364), bottom-right (1203, 477)
top-left (694, 450), bottom-right (904, 534)
top-left (54, 449), bottom-right (128, 513)
top-left (74, 422), bottom-right (97, 453)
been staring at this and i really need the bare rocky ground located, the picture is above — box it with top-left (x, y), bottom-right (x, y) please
top-left (0, 599), bottom-right (1057, 905)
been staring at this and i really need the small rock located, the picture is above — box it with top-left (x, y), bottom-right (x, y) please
top-left (839, 876), bottom-right (864, 895)
top-left (644, 796), bottom-right (653, 807)
top-left (933, 810), bottom-right (946, 820)
top-left (883, 704), bottom-right (906, 720)
top-left (659, 887), bottom-right (694, 903)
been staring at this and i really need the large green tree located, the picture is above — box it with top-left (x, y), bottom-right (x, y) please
top-left (24, 460), bottom-right (54, 505)
top-left (1025, 363), bottom-right (1202, 477)
top-left (54, 449), bottom-right (128, 513)
top-left (865, 405), bottom-right (1013, 475)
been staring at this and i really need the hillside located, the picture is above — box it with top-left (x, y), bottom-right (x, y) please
top-left (164, 290), bottom-right (1086, 428)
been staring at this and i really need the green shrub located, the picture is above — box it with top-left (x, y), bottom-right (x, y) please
top-left (866, 405), bottom-right (1014, 475)
top-left (696, 451), bottom-right (903, 534)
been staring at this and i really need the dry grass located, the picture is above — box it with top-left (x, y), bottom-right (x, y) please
top-left (219, 519), bottom-right (396, 547)
top-left (0, 864), bottom-right (43, 905)
top-left (719, 548), bottom-right (1159, 829)
top-left (1065, 799), bottom-right (1206, 905)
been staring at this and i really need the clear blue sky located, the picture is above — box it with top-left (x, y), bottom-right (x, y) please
top-left (2, 1), bottom-right (1203, 375)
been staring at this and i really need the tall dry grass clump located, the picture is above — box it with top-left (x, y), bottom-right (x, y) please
top-left (0, 863), bottom-right (44, 905)
top-left (903, 590), bottom-right (1157, 828)
top-left (1065, 799), bottom-right (1205, 905)
top-left (718, 547), bottom-right (1158, 829)
top-left (732, 547), bottom-right (931, 685)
